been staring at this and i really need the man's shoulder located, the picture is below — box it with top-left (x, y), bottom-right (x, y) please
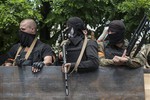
top-left (36, 40), bottom-right (49, 46)
top-left (35, 39), bottom-right (52, 49)
top-left (87, 39), bottom-right (98, 45)
top-left (10, 43), bottom-right (20, 49)
top-left (97, 40), bottom-right (109, 47)
top-left (13, 43), bottom-right (20, 46)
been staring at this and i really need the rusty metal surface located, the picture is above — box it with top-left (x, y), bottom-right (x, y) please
top-left (0, 66), bottom-right (145, 100)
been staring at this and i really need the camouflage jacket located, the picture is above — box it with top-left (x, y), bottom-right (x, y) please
top-left (98, 40), bottom-right (144, 68)
top-left (139, 44), bottom-right (150, 68)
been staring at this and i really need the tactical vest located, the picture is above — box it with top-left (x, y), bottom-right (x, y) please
top-left (66, 41), bottom-right (87, 63)
top-left (104, 44), bottom-right (125, 59)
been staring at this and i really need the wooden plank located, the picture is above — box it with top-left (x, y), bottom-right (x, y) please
top-left (0, 66), bottom-right (145, 100)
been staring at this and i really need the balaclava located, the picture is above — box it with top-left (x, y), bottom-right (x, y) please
top-left (108, 20), bottom-right (125, 45)
top-left (66, 17), bottom-right (86, 39)
top-left (19, 30), bottom-right (36, 47)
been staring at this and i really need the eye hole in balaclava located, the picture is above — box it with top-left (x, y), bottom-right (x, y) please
top-left (108, 20), bottom-right (126, 45)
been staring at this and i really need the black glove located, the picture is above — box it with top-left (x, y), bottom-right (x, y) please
top-left (32, 62), bottom-right (45, 72)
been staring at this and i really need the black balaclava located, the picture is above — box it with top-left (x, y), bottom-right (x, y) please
top-left (108, 20), bottom-right (125, 45)
top-left (19, 31), bottom-right (36, 47)
top-left (66, 17), bottom-right (86, 39)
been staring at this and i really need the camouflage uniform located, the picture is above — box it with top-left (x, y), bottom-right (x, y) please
top-left (98, 40), bottom-right (144, 68)
top-left (98, 20), bottom-right (144, 68)
top-left (139, 44), bottom-right (150, 68)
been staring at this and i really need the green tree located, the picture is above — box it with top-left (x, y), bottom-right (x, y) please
top-left (117, 0), bottom-right (150, 39)
top-left (0, 0), bottom-right (149, 54)
top-left (41, 0), bottom-right (125, 44)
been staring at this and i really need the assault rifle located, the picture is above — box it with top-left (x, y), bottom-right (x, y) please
top-left (126, 15), bottom-right (150, 57)
top-left (61, 31), bottom-right (69, 96)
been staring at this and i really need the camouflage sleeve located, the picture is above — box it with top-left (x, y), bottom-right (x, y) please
top-left (98, 42), bottom-right (114, 66)
top-left (125, 54), bottom-right (144, 68)
top-left (140, 44), bottom-right (150, 68)
top-left (99, 57), bottom-right (114, 66)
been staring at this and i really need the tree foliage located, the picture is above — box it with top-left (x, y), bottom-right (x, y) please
top-left (117, 0), bottom-right (150, 38)
top-left (0, 0), bottom-right (149, 53)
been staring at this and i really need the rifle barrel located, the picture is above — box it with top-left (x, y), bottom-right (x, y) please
top-left (62, 43), bottom-right (69, 96)
top-left (65, 66), bottom-right (69, 96)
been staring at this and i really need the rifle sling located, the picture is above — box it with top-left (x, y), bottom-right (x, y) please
top-left (70, 35), bottom-right (88, 74)
top-left (13, 38), bottom-right (37, 66)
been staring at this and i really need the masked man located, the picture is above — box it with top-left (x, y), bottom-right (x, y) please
top-left (60, 17), bottom-right (99, 73)
top-left (98, 20), bottom-right (144, 68)
top-left (4, 19), bottom-right (55, 73)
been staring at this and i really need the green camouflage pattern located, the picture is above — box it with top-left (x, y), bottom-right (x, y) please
top-left (97, 40), bottom-right (144, 68)
top-left (139, 44), bottom-right (150, 68)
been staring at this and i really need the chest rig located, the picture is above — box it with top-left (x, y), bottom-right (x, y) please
top-left (104, 43), bottom-right (125, 59)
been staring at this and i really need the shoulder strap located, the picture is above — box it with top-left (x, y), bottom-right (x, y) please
top-left (13, 46), bottom-right (23, 66)
top-left (13, 38), bottom-right (37, 66)
top-left (70, 31), bottom-right (88, 74)
top-left (25, 38), bottom-right (37, 60)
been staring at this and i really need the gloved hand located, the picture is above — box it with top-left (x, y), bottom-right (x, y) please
top-left (32, 62), bottom-right (45, 73)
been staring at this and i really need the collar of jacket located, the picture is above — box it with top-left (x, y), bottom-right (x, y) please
top-left (69, 36), bottom-right (83, 46)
